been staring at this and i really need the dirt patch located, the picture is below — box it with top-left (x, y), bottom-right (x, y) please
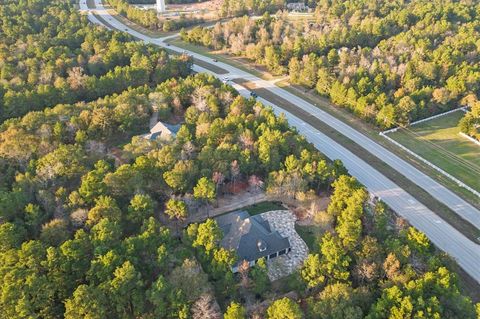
top-left (223, 180), bottom-right (248, 194)
top-left (187, 191), bottom-right (268, 222)
top-left (295, 196), bottom-right (331, 226)
top-left (167, 0), bottom-right (222, 12)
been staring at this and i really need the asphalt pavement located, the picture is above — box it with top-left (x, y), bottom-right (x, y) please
top-left (80, 0), bottom-right (480, 284)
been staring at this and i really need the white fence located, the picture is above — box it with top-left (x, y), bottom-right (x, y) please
top-left (459, 132), bottom-right (480, 146)
top-left (382, 107), bottom-right (468, 134)
top-left (382, 127), bottom-right (399, 134)
top-left (409, 106), bottom-right (468, 126)
top-left (379, 131), bottom-right (480, 198)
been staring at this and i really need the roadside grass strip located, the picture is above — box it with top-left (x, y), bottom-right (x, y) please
top-left (383, 110), bottom-right (480, 197)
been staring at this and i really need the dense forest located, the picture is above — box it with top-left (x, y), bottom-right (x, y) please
top-left (459, 94), bottom-right (480, 140)
top-left (1, 0), bottom-right (479, 318)
top-left (128, 0), bottom-right (208, 4)
top-left (0, 0), bottom-right (190, 121)
top-left (107, 0), bottom-right (205, 31)
top-left (1, 70), bottom-right (478, 317)
top-left (181, 0), bottom-right (480, 128)
top-left (109, 0), bottom-right (284, 32)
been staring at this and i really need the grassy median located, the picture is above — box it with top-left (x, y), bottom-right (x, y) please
top-left (93, 0), bottom-right (480, 211)
top-left (277, 81), bottom-right (480, 210)
top-left (90, 0), bottom-right (480, 242)
top-left (166, 38), bottom-right (278, 80)
top-left (234, 78), bottom-right (480, 244)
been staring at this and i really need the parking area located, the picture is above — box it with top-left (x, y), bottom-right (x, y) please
top-left (260, 210), bottom-right (309, 281)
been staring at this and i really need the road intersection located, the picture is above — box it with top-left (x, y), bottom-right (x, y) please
top-left (80, 0), bottom-right (480, 283)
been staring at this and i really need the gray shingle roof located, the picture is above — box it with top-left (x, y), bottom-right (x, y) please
top-left (216, 211), bottom-right (291, 265)
top-left (141, 122), bottom-right (180, 141)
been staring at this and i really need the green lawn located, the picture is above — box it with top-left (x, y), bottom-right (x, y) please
top-left (243, 201), bottom-right (286, 216)
top-left (295, 225), bottom-right (324, 252)
top-left (388, 110), bottom-right (480, 192)
top-left (218, 201), bottom-right (286, 219)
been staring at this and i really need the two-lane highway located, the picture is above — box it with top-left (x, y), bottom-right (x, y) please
top-left (80, 0), bottom-right (480, 284)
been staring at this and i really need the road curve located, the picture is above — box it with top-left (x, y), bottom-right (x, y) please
top-left (80, 0), bottom-right (480, 283)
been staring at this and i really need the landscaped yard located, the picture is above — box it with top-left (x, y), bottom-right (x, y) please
top-left (388, 110), bottom-right (480, 192)
top-left (243, 201), bottom-right (286, 216)
top-left (295, 225), bottom-right (324, 252)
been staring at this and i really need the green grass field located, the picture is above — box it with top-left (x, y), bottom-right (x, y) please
top-left (388, 110), bottom-right (480, 192)
top-left (295, 225), bottom-right (324, 252)
top-left (243, 201), bottom-right (286, 216)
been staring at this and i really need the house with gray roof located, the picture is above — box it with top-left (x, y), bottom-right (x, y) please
top-left (141, 121), bottom-right (180, 141)
top-left (286, 2), bottom-right (308, 11)
top-left (216, 210), bottom-right (291, 273)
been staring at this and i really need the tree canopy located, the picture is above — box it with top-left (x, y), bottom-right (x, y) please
top-left (0, 0), bottom-right (191, 121)
top-left (181, 0), bottom-right (480, 128)
top-left (0, 0), bottom-right (478, 317)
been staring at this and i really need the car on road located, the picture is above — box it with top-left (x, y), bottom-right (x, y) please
top-left (222, 77), bottom-right (229, 83)
top-left (213, 59), bottom-right (218, 62)
top-left (166, 43), bottom-right (170, 46)
top-left (250, 92), bottom-right (258, 98)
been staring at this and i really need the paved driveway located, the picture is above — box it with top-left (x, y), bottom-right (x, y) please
top-left (261, 210), bottom-right (308, 281)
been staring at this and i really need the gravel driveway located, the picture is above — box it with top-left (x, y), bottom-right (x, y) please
top-left (260, 210), bottom-right (309, 281)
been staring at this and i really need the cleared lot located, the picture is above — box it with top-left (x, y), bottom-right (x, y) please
top-left (388, 110), bottom-right (480, 193)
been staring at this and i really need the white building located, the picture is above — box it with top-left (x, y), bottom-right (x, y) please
top-left (157, 0), bottom-right (166, 13)
top-left (286, 2), bottom-right (308, 11)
